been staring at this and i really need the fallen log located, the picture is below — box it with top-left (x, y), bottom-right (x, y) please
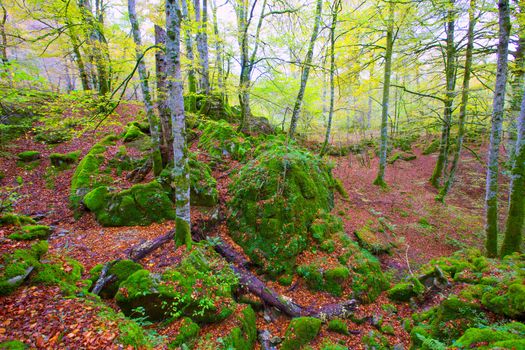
top-left (258, 330), bottom-right (277, 350)
top-left (91, 261), bottom-right (117, 295)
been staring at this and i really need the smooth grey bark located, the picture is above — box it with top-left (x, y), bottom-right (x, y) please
top-left (320, 0), bottom-right (340, 157)
top-left (373, 2), bottom-right (394, 187)
top-left (155, 25), bottom-right (172, 166)
top-left (0, 1), bottom-right (7, 65)
top-left (501, 82), bottom-right (525, 256)
top-left (485, 0), bottom-right (510, 257)
top-left (430, 0), bottom-right (457, 188)
top-left (194, 0), bottom-right (210, 93)
top-left (166, 0), bottom-right (191, 246)
top-left (127, 0), bottom-right (162, 175)
top-left (437, 0), bottom-right (476, 201)
top-left (211, 0), bottom-right (225, 99)
top-left (181, 0), bottom-right (197, 105)
top-left (288, 0), bottom-right (323, 138)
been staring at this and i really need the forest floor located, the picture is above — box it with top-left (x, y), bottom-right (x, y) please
top-left (0, 103), bottom-right (510, 349)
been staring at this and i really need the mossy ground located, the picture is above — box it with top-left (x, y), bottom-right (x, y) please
top-left (8, 224), bottom-right (51, 240)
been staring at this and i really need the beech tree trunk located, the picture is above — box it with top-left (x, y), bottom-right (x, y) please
top-left (128, 0), bottom-right (162, 175)
top-left (194, 0), bottom-right (210, 94)
top-left (0, 2), bottom-right (7, 65)
top-left (155, 25), bottom-right (173, 166)
top-left (181, 0), bottom-right (197, 111)
top-left (320, 0), bottom-right (340, 157)
top-left (437, 0), bottom-right (476, 201)
top-left (430, 0), bottom-right (457, 188)
top-left (485, 0), bottom-right (510, 257)
top-left (288, 0), bottom-right (323, 138)
top-left (373, 2), bottom-right (394, 187)
top-left (211, 0), bottom-right (225, 100)
top-left (166, 0), bottom-right (191, 248)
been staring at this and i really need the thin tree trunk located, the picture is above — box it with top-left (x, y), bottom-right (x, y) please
top-left (485, 0), bottom-right (510, 257)
top-left (181, 0), bottom-right (197, 111)
top-left (288, 0), bottom-right (323, 138)
top-left (0, 2), bottom-right (7, 65)
top-left (437, 0), bottom-right (476, 201)
top-left (373, 2), bottom-right (394, 187)
top-left (194, 0), bottom-right (210, 93)
top-left (430, 0), bottom-right (457, 188)
top-left (155, 25), bottom-right (173, 166)
top-left (211, 0), bottom-right (225, 100)
top-left (127, 0), bottom-right (162, 175)
top-left (70, 34), bottom-right (90, 91)
top-left (166, 0), bottom-right (191, 249)
top-left (501, 83), bottom-right (525, 256)
top-left (320, 0), bottom-right (340, 157)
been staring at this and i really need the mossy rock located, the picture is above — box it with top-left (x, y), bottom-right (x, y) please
top-left (387, 277), bottom-right (425, 302)
top-left (0, 341), bottom-right (27, 350)
top-left (455, 322), bottom-right (525, 350)
top-left (228, 144), bottom-right (337, 277)
top-left (8, 225), bottom-right (51, 241)
top-left (84, 181), bottom-right (176, 227)
top-left (198, 120), bottom-right (251, 161)
top-left (49, 150), bottom-right (81, 168)
top-left (169, 317), bottom-right (200, 349)
top-left (297, 263), bottom-right (350, 297)
top-left (17, 151), bottom-right (40, 162)
top-left (281, 317), bottom-right (322, 350)
top-left (123, 124), bottom-right (146, 142)
top-left (362, 330), bottom-right (392, 349)
top-left (327, 319), bottom-right (349, 335)
top-left (387, 151), bottom-right (416, 164)
top-left (116, 245), bottom-right (238, 323)
top-left (481, 283), bottom-right (525, 318)
top-left (35, 128), bottom-right (71, 144)
top-left (197, 94), bottom-right (237, 122)
top-left (0, 213), bottom-right (36, 226)
top-left (354, 224), bottom-right (393, 254)
top-left (241, 116), bottom-right (274, 136)
top-left (422, 139), bottom-right (439, 155)
top-left (89, 260), bottom-right (142, 299)
top-left (128, 120), bottom-right (150, 134)
top-left (0, 241), bottom-right (84, 296)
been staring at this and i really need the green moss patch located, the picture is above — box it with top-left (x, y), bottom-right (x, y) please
top-left (0, 213), bottom-right (35, 226)
top-left (123, 124), bottom-right (146, 142)
top-left (387, 277), bottom-right (425, 302)
top-left (89, 260), bottom-right (142, 299)
top-left (354, 223), bottom-right (393, 254)
top-left (455, 322), bottom-right (525, 349)
top-left (387, 151), bottom-right (416, 164)
top-left (199, 120), bottom-right (251, 161)
top-left (327, 319), bottom-right (349, 335)
top-left (84, 181), bottom-right (176, 227)
top-left (17, 151), bottom-right (40, 162)
top-left (116, 245), bottom-right (238, 323)
top-left (8, 225), bottom-right (51, 241)
top-left (49, 150), bottom-right (81, 168)
top-left (281, 317), bottom-right (321, 350)
top-left (169, 318), bottom-right (200, 349)
top-left (422, 138), bottom-right (440, 155)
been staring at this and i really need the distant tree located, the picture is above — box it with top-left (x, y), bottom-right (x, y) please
top-left (485, 0), bottom-right (511, 257)
top-left (194, 0), bottom-right (210, 93)
top-left (181, 0), bottom-right (197, 110)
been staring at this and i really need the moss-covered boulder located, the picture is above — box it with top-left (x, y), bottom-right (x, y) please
top-left (0, 213), bottom-right (35, 226)
top-left (327, 319), bottom-right (350, 335)
top-left (297, 263), bottom-right (350, 297)
top-left (197, 94), bottom-right (237, 122)
top-left (0, 340), bottom-right (28, 350)
top-left (228, 144), bottom-right (337, 277)
top-left (422, 139), bottom-right (440, 155)
top-left (482, 283), bottom-right (525, 319)
top-left (17, 151), bottom-right (40, 162)
top-left (35, 128), bottom-right (71, 144)
top-left (116, 245), bottom-right (238, 322)
top-left (169, 317), bottom-right (200, 349)
top-left (387, 151), bottom-right (416, 164)
top-left (387, 277), bottom-right (425, 302)
top-left (281, 317), bottom-right (321, 350)
top-left (454, 322), bottom-right (525, 349)
top-left (89, 260), bottom-right (142, 299)
top-left (49, 150), bottom-right (81, 168)
top-left (83, 181), bottom-right (176, 227)
top-left (123, 124), bottom-right (146, 142)
top-left (199, 120), bottom-right (251, 161)
top-left (354, 223), bottom-right (393, 254)
top-left (0, 241), bottom-right (84, 296)
top-left (189, 156), bottom-right (218, 206)
top-left (8, 225), bottom-right (51, 241)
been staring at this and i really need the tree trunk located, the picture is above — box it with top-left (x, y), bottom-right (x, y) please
top-left (288, 0), bottom-right (323, 138)
top-left (501, 83), bottom-right (525, 256)
top-left (430, 0), bottom-right (457, 188)
top-left (166, 0), bottom-right (192, 249)
top-left (485, 0), bottom-right (510, 257)
top-left (437, 0), bottom-right (476, 201)
top-left (373, 2), bottom-right (394, 188)
top-left (128, 0), bottom-right (162, 175)
top-left (320, 0), bottom-right (340, 157)
top-left (155, 25), bottom-right (173, 166)
top-left (211, 0), bottom-right (225, 100)
top-left (0, 2), bottom-right (7, 65)
top-left (181, 0), bottom-right (197, 111)
top-left (194, 0), bottom-right (210, 94)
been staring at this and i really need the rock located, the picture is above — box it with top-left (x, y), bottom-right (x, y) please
top-left (49, 150), bottom-right (81, 168)
top-left (281, 317), bottom-right (321, 350)
top-left (17, 151), bottom-right (41, 162)
top-left (242, 116), bottom-right (274, 136)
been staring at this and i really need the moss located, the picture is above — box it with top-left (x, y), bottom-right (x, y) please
top-left (228, 144), bottom-right (337, 277)
top-left (116, 245), bottom-right (238, 323)
top-left (387, 277), bottom-right (425, 302)
top-left (278, 274), bottom-right (293, 286)
top-left (0, 341), bottom-right (27, 350)
top-left (89, 260), bottom-right (142, 298)
top-left (35, 128), bottom-right (71, 144)
top-left (17, 150), bottom-right (40, 162)
top-left (8, 224), bottom-right (51, 241)
top-left (327, 319), bottom-right (349, 335)
top-left (49, 150), bottom-right (81, 168)
top-left (388, 151), bottom-right (416, 164)
top-left (281, 317), bottom-right (322, 350)
top-left (123, 124), bottom-right (146, 142)
top-left (0, 213), bottom-right (35, 226)
top-left (381, 324), bottom-right (395, 335)
top-left (481, 283), bottom-right (525, 318)
top-left (362, 330), bottom-right (391, 349)
top-left (175, 217), bottom-right (192, 249)
top-left (320, 340), bottom-right (348, 350)
top-left (223, 306), bottom-right (257, 349)
top-left (455, 322), bottom-right (525, 349)
top-left (170, 318), bottom-right (200, 348)
top-left (198, 120), bottom-right (251, 161)
top-left (84, 181), bottom-right (176, 227)
top-left (354, 224), bottom-right (392, 254)
top-left (422, 139), bottom-right (440, 155)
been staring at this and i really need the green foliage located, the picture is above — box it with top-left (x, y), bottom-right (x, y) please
top-left (281, 317), bottom-right (322, 350)
top-left (387, 277), bottom-right (425, 302)
top-left (228, 143), bottom-right (337, 277)
top-left (170, 318), bottom-right (200, 348)
top-left (223, 306), bottom-right (257, 349)
top-left (327, 319), bottom-right (349, 335)
top-left (89, 260), bottom-right (142, 298)
top-left (123, 124), bottom-right (146, 142)
top-left (454, 322), bottom-right (525, 349)
top-left (83, 181), bottom-right (176, 226)
top-left (199, 120), bottom-right (252, 161)
top-left (362, 330), bottom-right (391, 349)
top-left (17, 151), bottom-right (40, 162)
top-left (8, 224), bottom-right (51, 241)
top-left (422, 139), bottom-right (440, 155)
top-left (116, 245), bottom-right (238, 323)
